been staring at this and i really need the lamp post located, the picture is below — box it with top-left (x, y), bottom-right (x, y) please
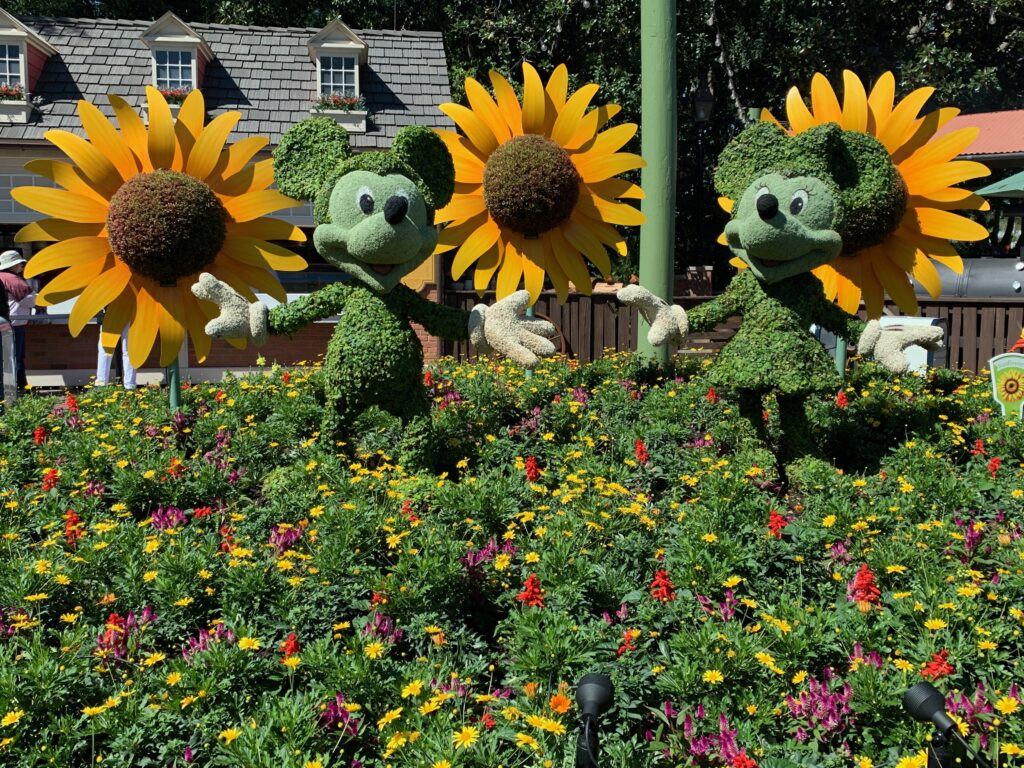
top-left (691, 84), bottom-right (715, 267)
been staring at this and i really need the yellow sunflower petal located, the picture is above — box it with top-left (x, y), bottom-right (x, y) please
top-left (876, 86), bottom-right (934, 153)
top-left (903, 160), bottom-right (989, 196)
top-left (543, 233), bottom-right (571, 302)
top-left (589, 178), bottom-right (645, 200)
top-left (813, 262), bottom-right (838, 300)
top-left (209, 136), bottom-right (269, 183)
top-left (564, 104), bottom-right (622, 151)
top-left (839, 70), bottom-right (868, 132)
top-left (558, 247), bottom-right (593, 295)
top-left (174, 89), bottom-right (206, 167)
top-left (898, 127), bottom-right (980, 178)
top-left (578, 190), bottom-right (645, 227)
top-left (222, 189), bottom-right (301, 223)
top-left (145, 86), bottom-right (177, 170)
top-left (582, 216), bottom-right (627, 261)
top-left (831, 257), bottom-right (863, 314)
top-left (572, 123), bottom-right (638, 161)
top-left (435, 193), bottom-right (486, 225)
top-left (784, 86), bottom-right (817, 133)
top-left (77, 100), bottom-right (138, 182)
top-left (436, 212), bottom-right (489, 253)
top-left (859, 247), bottom-right (887, 318)
top-left (464, 77), bottom-right (511, 146)
top-left (520, 62), bottom-right (548, 135)
top-left (186, 111), bottom-right (242, 182)
top-left (718, 231), bottom-right (729, 246)
top-left (564, 212), bottom-right (612, 276)
top-left (521, 236), bottom-right (547, 304)
top-left (496, 240), bottom-right (525, 298)
top-left (907, 207), bottom-right (989, 241)
top-left (551, 83), bottom-right (600, 147)
top-left (23, 159), bottom-right (108, 203)
top-left (108, 95), bottom-right (153, 172)
top-left (573, 152), bottom-right (645, 184)
top-left (881, 232), bottom-right (916, 272)
top-left (127, 284), bottom-right (161, 368)
top-left (473, 243), bottom-right (502, 295)
top-left (153, 286), bottom-right (186, 367)
top-left (718, 196), bottom-right (734, 213)
top-left (10, 187), bottom-right (108, 223)
top-left (439, 103), bottom-right (499, 157)
top-left (68, 259), bottom-right (131, 336)
top-left (24, 236), bottom-right (110, 278)
top-left (760, 108), bottom-right (785, 132)
top-left (871, 248), bottom-right (918, 314)
top-left (452, 217), bottom-right (501, 280)
top-left (216, 159), bottom-right (275, 198)
top-left (226, 218), bottom-right (306, 242)
top-left (207, 263), bottom-right (258, 303)
top-left (866, 72), bottom-right (896, 131)
top-left (909, 192), bottom-right (989, 212)
top-left (810, 73), bottom-right (843, 125)
top-left (16, 219), bottom-right (104, 243)
top-left (43, 129), bottom-right (123, 197)
top-left (220, 237), bottom-right (308, 272)
top-left (35, 255), bottom-right (110, 306)
top-left (182, 292), bottom-right (213, 363)
top-left (890, 107), bottom-right (958, 165)
top-left (911, 251), bottom-right (943, 298)
top-left (220, 260), bottom-right (287, 303)
top-left (99, 289), bottom-right (135, 352)
top-left (488, 70), bottom-right (524, 137)
top-left (545, 64), bottom-right (569, 111)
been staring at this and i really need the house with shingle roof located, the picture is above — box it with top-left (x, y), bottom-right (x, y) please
top-left (0, 9), bottom-right (453, 386)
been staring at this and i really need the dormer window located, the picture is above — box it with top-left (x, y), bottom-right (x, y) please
top-left (319, 55), bottom-right (356, 97)
top-left (0, 43), bottom-right (23, 88)
top-left (154, 49), bottom-right (194, 91)
top-left (141, 12), bottom-right (213, 94)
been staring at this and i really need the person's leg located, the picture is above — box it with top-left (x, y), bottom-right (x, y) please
top-left (120, 326), bottom-right (136, 389)
top-left (14, 326), bottom-right (26, 390)
top-left (96, 332), bottom-right (113, 385)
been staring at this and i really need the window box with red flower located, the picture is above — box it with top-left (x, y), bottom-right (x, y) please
top-left (310, 92), bottom-right (367, 132)
top-left (0, 83), bottom-right (33, 124)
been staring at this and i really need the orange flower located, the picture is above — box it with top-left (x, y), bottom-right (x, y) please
top-left (549, 693), bottom-right (572, 714)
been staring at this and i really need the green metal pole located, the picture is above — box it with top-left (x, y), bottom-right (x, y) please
top-left (835, 336), bottom-right (847, 379)
top-left (637, 0), bottom-right (677, 365)
top-left (166, 359), bottom-right (180, 411)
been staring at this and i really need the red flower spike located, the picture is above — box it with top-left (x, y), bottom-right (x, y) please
top-left (525, 456), bottom-right (541, 483)
top-left (920, 649), bottom-right (955, 681)
top-left (970, 439), bottom-right (986, 457)
top-left (732, 751), bottom-right (758, 768)
top-left (987, 457), bottom-right (1001, 479)
top-left (516, 574), bottom-right (545, 608)
top-left (848, 563), bottom-right (881, 612)
top-left (650, 569), bottom-right (676, 602)
top-left (835, 390), bottom-right (848, 408)
top-left (705, 387), bottom-right (719, 404)
top-left (635, 438), bottom-right (650, 466)
top-left (768, 509), bottom-right (790, 539)
top-left (280, 632), bottom-right (301, 658)
top-left (33, 426), bottom-right (46, 445)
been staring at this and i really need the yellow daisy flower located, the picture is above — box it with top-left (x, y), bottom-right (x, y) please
top-left (452, 725), bottom-right (480, 749)
top-left (435, 62), bottom-right (644, 303)
top-left (721, 71), bottom-right (989, 317)
top-left (12, 87), bottom-right (306, 367)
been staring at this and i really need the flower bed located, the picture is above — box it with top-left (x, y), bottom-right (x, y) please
top-left (0, 354), bottom-right (1021, 767)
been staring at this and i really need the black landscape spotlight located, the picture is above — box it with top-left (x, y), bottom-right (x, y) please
top-left (903, 682), bottom-right (993, 768)
top-left (576, 673), bottom-right (614, 767)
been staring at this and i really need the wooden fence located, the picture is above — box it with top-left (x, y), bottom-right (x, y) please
top-left (440, 289), bottom-right (1024, 373)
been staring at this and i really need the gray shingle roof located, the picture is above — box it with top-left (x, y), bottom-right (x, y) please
top-left (1, 15), bottom-right (453, 149)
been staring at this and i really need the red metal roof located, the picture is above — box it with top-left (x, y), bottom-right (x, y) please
top-left (933, 110), bottom-right (1024, 157)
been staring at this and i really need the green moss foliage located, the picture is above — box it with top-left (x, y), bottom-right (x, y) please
top-left (482, 135), bottom-right (581, 236)
top-left (391, 125), bottom-right (456, 211)
top-left (106, 170), bottom-right (225, 284)
top-left (272, 117), bottom-right (352, 202)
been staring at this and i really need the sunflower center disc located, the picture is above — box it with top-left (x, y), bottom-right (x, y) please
top-left (482, 135), bottom-right (581, 237)
top-left (106, 170), bottom-right (227, 285)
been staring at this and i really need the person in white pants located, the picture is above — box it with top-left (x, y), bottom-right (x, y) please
top-left (96, 325), bottom-right (136, 389)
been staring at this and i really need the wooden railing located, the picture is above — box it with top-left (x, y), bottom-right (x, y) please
top-left (440, 289), bottom-right (1023, 373)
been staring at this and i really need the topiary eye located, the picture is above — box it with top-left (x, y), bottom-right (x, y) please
top-left (358, 187), bottom-right (374, 215)
top-left (790, 189), bottom-right (809, 215)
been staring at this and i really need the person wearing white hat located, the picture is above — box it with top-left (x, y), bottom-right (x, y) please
top-left (0, 249), bottom-right (35, 392)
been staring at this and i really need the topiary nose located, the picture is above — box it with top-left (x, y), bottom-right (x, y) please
top-left (756, 193), bottom-right (779, 220)
top-left (383, 195), bottom-right (409, 225)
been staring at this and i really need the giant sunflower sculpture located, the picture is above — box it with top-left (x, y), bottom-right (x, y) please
top-left (718, 70), bottom-right (990, 317)
top-left (434, 63), bottom-right (645, 303)
top-left (12, 87), bottom-right (306, 367)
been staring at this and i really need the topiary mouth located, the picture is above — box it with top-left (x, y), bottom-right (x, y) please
top-left (106, 170), bottom-right (227, 285)
top-left (482, 135), bottom-right (581, 237)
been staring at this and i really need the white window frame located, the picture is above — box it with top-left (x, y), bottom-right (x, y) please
top-left (315, 51), bottom-right (360, 99)
top-left (150, 44), bottom-right (198, 92)
top-left (0, 37), bottom-right (26, 93)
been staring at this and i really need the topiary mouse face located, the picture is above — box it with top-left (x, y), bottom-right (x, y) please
top-left (313, 169), bottom-right (435, 293)
top-left (714, 120), bottom-right (907, 285)
top-left (273, 120), bottom-right (455, 294)
top-left (724, 173), bottom-right (842, 284)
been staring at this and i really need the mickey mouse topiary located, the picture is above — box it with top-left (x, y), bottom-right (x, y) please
top-left (193, 118), bottom-right (556, 461)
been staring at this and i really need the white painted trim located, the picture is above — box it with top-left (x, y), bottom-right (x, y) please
top-left (150, 43), bottom-right (199, 91)
top-left (140, 11), bottom-right (214, 61)
top-left (307, 18), bottom-right (368, 64)
top-left (0, 9), bottom-right (58, 57)
top-left (0, 36), bottom-right (27, 93)
top-left (314, 52), bottom-right (360, 101)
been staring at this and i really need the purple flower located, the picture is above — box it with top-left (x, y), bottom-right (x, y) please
top-left (269, 523), bottom-right (303, 554)
top-left (151, 505), bottom-right (187, 530)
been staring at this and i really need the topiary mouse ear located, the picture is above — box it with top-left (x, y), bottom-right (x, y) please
top-left (391, 125), bottom-right (455, 211)
top-left (713, 121), bottom-right (796, 201)
top-left (273, 117), bottom-right (352, 202)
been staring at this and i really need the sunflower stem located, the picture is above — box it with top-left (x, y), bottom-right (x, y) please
top-left (638, 0), bottom-right (677, 366)
top-left (166, 359), bottom-right (181, 411)
top-left (835, 337), bottom-right (848, 379)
